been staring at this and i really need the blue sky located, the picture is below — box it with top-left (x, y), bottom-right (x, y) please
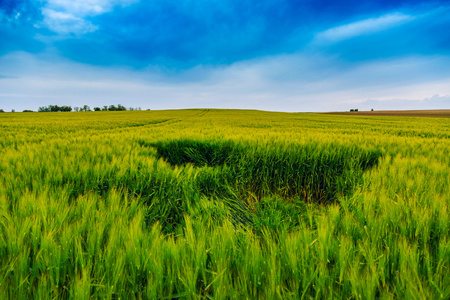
top-left (0, 0), bottom-right (449, 112)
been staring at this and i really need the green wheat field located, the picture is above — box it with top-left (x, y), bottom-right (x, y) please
top-left (0, 109), bottom-right (449, 299)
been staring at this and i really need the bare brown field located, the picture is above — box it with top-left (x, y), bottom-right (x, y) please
top-left (323, 109), bottom-right (450, 118)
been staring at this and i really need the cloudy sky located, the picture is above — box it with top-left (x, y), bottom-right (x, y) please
top-left (1, 0), bottom-right (449, 112)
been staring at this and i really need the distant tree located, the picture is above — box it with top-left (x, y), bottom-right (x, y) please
top-left (82, 105), bottom-right (91, 112)
top-left (74, 107), bottom-right (80, 112)
top-left (117, 104), bottom-right (126, 111)
top-left (38, 105), bottom-right (71, 112)
top-left (23, 110), bottom-right (33, 112)
top-left (0, 109), bottom-right (4, 113)
top-left (94, 107), bottom-right (101, 111)
top-left (108, 105), bottom-right (117, 111)
top-left (102, 105), bottom-right (108, 111)
top-left (371, 108), bottom-right (374, 111)
top-left (60, 105), bottom-right (72, 112)
top-left (355, 109), bottom-right (358, 112)
top-left (350, 109), bottom-right (354, 112)
top-left (11, 109), bottom-right (15, 113)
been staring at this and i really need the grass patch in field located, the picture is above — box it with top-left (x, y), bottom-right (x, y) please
top-left (139, 139), bottom-right (382, 233)
top-left (148, 138), bottom-right (381, 203)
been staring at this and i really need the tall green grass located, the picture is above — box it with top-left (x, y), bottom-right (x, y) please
top-left (148, 139), bottom-right (381, 201)
top-left (0, 109), bottom-right (448, 298)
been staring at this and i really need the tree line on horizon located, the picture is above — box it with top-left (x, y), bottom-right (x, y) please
top-left (39, 104), bottom-right (142, 112)
top-left (0, 105), bottom-right (143, 113)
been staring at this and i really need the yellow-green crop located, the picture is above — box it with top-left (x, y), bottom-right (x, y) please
top-left (0, 109), bottom-right (449, 299)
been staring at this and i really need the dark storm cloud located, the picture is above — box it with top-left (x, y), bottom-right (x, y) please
top-left (0, 0), bottom-right (45, 55)
top-left (49, 0), bottom-right (446, 68)
top-left (1, 0), bottom-right (448, 68)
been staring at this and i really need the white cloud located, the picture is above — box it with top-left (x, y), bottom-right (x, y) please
top-left (40, 0), bottom-right (138, 35)
top-left (1, 51), bottom-right (449, 112)
top-left (45, 0), bottom-right (138, 16)
top-left (359, 94), bottom-right (450, 111)
top-left (41, 8), bottom-right (98, 34)
top-left (46, 0), bottom-right (107, 15)
top-left (314, 13), bottom-right (414, 44)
